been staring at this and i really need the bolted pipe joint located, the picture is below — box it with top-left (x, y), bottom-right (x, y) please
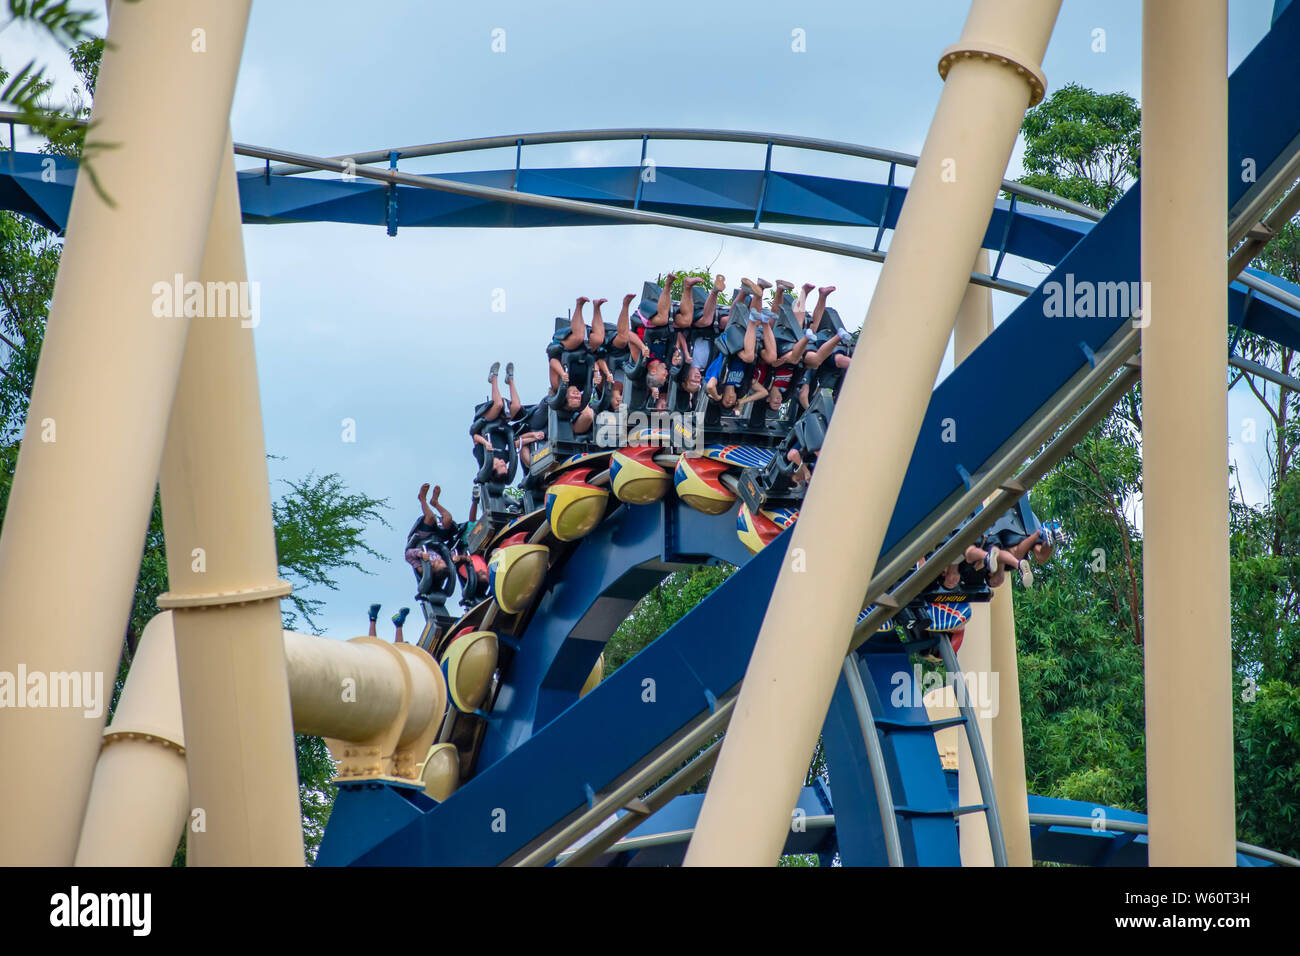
top-left (282, 634), bottom-right (447, 784)
top-left (937, 42), bottom-right (1047, 107)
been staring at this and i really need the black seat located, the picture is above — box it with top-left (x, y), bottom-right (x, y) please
top-left (636, 280), bottom-right (661, 323)
top-left (413, 538), bottom-right (459, 618)
top-left (774, 303), bottom-right (802, 351)
top-left (820, 304), bottom-right (848, 337)
top-left (736, 390), bottom-right (834, 511)
top-left (472, 418), bottom-right (521, 532)
top-left (547, 405), bottom-right (593, 459)
top-left (690, 281), bottom-right (709, 321)
top-left (454, 551), bottom-right (490, 609)
top-left (718, 304), bottom-right (750, 356)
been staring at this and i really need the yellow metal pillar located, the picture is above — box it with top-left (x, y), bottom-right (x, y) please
top-left (989, 578), bottom-right (1032, 864)
top-left (1140, 0), bottom-right (1234, 865)
top-left (75, 614), bottom-right (188, 866)
top-left (686, 0), bottom-right (1059, 865)
top-left (0, 0), bottom-right (251, 865)
top-left (156, 146), bottom-right (304, 866)
top-left (953, 251), bottom-right (994, 866)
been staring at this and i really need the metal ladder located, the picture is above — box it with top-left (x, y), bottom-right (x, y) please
top-left (840, 632), bottom-right (1007, 866)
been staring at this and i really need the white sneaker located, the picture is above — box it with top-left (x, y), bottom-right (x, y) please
top-left (1019, 558), bottom-right (1034, 588)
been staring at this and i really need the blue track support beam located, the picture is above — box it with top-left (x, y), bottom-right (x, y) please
top-left (1229, 4), bottom-right (1300, 220)
top-left (632, 135), bottom-right (649, 209)
top-left (822, 651), bottom-right (961, 866)
top-left (819, 659), bottom-right (892, 866)
top-left (992, 193), bottom-right (1017, 278)
top-left (0, 150), bottom-right (75, 233)
top-left (873, 162), bottom-right (895, 252)
top-left (314, 780), bottom-right (436, 867)
top-left (4, 153), bottom-right (1086, 255)
top-left (478, 499), bottom-right (751, 769)
top-left (754, 142), bottom-right (773, 228)
top-left (385, 150), bottom-right (399, 236)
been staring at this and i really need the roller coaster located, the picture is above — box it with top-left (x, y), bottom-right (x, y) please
top-left (2, 0), bottom-right (1300, 868)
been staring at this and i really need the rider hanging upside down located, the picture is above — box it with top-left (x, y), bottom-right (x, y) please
top-left (472, 416), bottom-right (513, 482)
top-left (473, 360), bottom-right (523, 427)
top-left (404, 481), bottom-right (457, 577)
top-left (938, 497), bottom-right (1061, 589)
top-left (971, 497), bottom-right (1060, 587)
top-left (544, 299), bottom-right (600, 435)
top-left (619, 307), bottom-right (675, 411)
top-left (754, 316), bottom-right (814, 414)
top-left (682, 274), bottom-right (725, 371)
top-left (470, 361), bottom-right (525, 486)
top-left (547, 381), bottom-right (595, 436)
top-left (548, 296), bottom-right (602, 392)
top-left (411, 481), bottom-right (456, 550)
top-left (594, 292), bottom-right (639, 384)
top-left (673, 363), bottom-right (704, 412)
top-left (804, 285), bottom-right (836, 332)
top-left (639, 348), bottom-right (683, 411)
top-left (403, 482), bottom-right (460, 618)
top-left (515, 398), bottom-right (550, 469)
top-left (705, 308), bottom-right (768, 410)
top-left (799, 328), bottom-right (854, 408)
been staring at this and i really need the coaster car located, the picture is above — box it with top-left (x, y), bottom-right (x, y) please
top-left (441, 629), bottom-right (499, 714)
top-left (487, 537), bottom-right (549, 615)
top-left (674, 455), bottom-right (737, 515)
top-left (545, 467), bottom-right (608, 541)
top-left (610, 445), bottom-right (671, 504)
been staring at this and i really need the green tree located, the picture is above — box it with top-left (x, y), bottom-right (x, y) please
top-left (605, 564), bottom-right (735, 674)
top-left (1017, 83), bottom-right (1141, 211)
top-left (1228, 179), bottom-right (1300, 854)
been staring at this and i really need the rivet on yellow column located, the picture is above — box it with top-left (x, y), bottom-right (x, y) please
top-left (685, 0), bottom-right (1061, 866)
top-left (157, 145), bottom-right (303, 867)
top-left (0, 0), bottom-right (252, 865)
top-left (1140, 0), bottom-right (1234, 866)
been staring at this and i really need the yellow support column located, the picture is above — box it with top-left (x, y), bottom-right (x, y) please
top-left (686, 0), bottom-right (1059, 866)
top-left (989, 578), bottom-right (1032, 865)
top-left (156, 147), bottom-right (304, 866)
top-left (0, 0), bottom-right (251, 865)
top-left (1140, 0), bottom-right (1234, 865)
top-left (953, 252), bottom-right (994, 867)
top-left (75, 614), bottom-right (188, 867)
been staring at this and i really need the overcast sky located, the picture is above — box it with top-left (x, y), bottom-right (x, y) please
top-left (2, 0), bottom-right (1285, 639)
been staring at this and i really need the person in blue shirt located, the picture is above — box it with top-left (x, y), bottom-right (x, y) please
top-left (705, 348), bottom-right (767, 411)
